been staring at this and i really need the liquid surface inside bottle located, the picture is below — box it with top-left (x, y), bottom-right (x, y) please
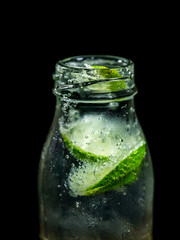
top-left (38, 55), bottom-right (154, 240)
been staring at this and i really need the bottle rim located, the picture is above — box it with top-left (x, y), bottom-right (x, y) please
top-left (56, 55), bottom-right (133, 71)
top-left (53, 55), bottom-right (136, 102)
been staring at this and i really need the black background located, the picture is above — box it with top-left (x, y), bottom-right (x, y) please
top-left (4, 3), bottom-right (178, 240)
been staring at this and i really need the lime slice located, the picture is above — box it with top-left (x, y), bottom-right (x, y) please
top-left (91, 65), bottom-right (122, 79)
top-left (86, 65), bottom-right (127, 93)
top-left (68, 144), bottom-right (145, 196)
top-left (60, 113), bottom-right (146, 196)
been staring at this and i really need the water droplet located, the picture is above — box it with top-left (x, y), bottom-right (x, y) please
top-left (108, 102), bottom-right (119, 110)
top-left (65, 155), bottom-right (69, 159)
top-left (76, 201), bottom-right (80, 208)
top-left (68, 79), bottom-right (73, 83)
top-left (130, 107), bottom-right (135, 113)
top-left (138, 198), bottom-right (145, 204)
top-left (127, 124), bottom-right (130, 133)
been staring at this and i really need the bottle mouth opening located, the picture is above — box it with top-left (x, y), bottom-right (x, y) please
top-left (57, 55), bottom-right (133, 71)
top-left (53, 55), bottom-right (136, 102)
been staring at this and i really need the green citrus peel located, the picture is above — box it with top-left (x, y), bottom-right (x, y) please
top-left (60, 114), bottom-right (146, 197)
top-left (86, 65), bottom-right (127, 93)
top-left (67, 143), bottom-right (145, 196)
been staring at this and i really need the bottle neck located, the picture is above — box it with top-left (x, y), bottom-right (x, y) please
top-left (53, 55), bottom-right (136, 104)
top-left (53, 55), bottom-right (138, 125)
top-left (55, 96), bottom-right (138, 126)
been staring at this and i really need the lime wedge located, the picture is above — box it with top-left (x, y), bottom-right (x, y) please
top-left (91, 65), bottom-right (122, 79)
top-left (60, 113), bottom-right (146, 196)
top-left (86, 65), bottom-right (127, 93)
top-left (68, 144), bottom-right (145, 196)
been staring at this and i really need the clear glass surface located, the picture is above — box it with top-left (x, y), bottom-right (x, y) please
top-left (38, 55), bottom-right (154, 240)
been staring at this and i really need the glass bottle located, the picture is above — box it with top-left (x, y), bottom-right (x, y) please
top-left (38, 55), bottom-right (154, 240)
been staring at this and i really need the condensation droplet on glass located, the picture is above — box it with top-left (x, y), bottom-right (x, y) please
top-left (108, 102), bottom-right (119, 110)
top-left (138, 198), bottom-right (145, 204)
top-left (76, 202), bottom-right (80, 208)
top-left (65, 155), bottom-right (69, 159)
top-left (64, 182), bottom-right (67, 188)
top-left (68, 79), bottom-right (72, 83)
top-left (130, 106), bottom-right (134, 112)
